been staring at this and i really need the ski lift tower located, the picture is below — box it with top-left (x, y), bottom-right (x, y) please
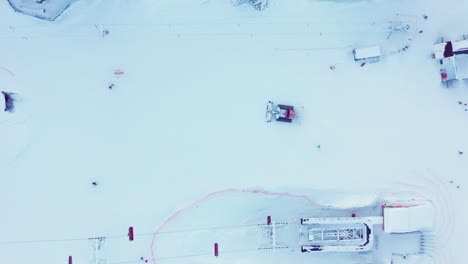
top-left (89, 237), bottom-right (106, 264)
top-left (257, 216), bottom-right (289, 251)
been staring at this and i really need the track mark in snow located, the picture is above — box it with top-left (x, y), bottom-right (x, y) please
top-left (0, 66), bottom-right (15, 77)
top-left (0, 115), bottom-right (31, 167)
top-left (274, 45), bottom-right (352, 52)
top-left (393, 170), bottom-right (455, 264)
top-left (150, 188), bottom-right (325, 264)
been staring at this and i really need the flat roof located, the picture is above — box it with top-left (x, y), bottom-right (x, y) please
top-left (433, 42), bottom-right (448, 59)
top-left (442, 56), bottom-right (457, 80)
top-left (433, 39), bottom-right (468, 59)
top-left (383, 203), bottom-right (434, 233)
top-left (354, 46), bottom-right (381, 59)
top-left (441, 55), bottom-right (468, 80)
top-left (454, 54), bottom-right (468, 79)
top-left (452, 39), bottom-right (468, 52)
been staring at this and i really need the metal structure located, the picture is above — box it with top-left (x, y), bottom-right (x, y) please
top-left (89, 237), bottom-right (106, 264)
top-left (300, 217), bottom-right (382, 252)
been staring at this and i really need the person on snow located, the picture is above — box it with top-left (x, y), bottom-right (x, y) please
top-left (2, 91), bottom-right (15, 112)
top-left (92, 182), bottom-right (98, 186)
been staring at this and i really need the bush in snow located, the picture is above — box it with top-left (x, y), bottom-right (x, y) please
top-left (232, 0), bottom-right (268, 10)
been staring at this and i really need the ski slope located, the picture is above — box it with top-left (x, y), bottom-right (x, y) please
top-left (0, 0), bottom-right (467, 263)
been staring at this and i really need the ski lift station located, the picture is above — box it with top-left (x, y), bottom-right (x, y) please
top-left (300, 216), bottom-right (378, 252)
top-left (296, 201), bottom-right (434, 254)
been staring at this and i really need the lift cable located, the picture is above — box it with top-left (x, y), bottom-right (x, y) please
top-left (0, 222), bottom-right (276, 245)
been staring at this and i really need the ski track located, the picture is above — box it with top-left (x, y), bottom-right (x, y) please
top-left (0, 66), bottom-right (15, 77)
top-left (150, 188), bottom-right (327, 264)
top-left (393, 170), bottom-right (455, 264)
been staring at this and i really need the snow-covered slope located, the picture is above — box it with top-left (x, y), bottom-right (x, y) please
top-left (0, 0), bottom-right (466, 263)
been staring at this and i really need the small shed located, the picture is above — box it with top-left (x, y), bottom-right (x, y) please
top-left (353, 46), bottom-right (381, 63)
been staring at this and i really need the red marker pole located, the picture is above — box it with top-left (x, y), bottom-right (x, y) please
top-left (128, 227), bottom-right (134, 241)
top-left (68, 256), bottom-right (72, 264)
top-left (214, 243), bottom-right (219, 257)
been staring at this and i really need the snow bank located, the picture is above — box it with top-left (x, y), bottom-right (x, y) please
top-left (7, 0), bottom-right (77, 21)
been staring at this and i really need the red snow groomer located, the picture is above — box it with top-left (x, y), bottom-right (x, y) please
top-left (265, 101), bottom-right (296, 123)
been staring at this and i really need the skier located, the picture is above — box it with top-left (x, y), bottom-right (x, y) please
top-left (92, 182), bottom-right (98, 186)
top-left (459, 151), bottom-right (464, 155)
top-left (108, 83), bottom-right (114, 90)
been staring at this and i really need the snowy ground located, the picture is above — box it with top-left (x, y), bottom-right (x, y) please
top-left (0, 0), bottom-right (467, 263)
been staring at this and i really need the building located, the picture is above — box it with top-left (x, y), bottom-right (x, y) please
top-left (433, 39), bottom-right (468, 82)
top-left (440, 55), bottom-right (468, 82)
top-left (433, 39), bottom-right (468, 59)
